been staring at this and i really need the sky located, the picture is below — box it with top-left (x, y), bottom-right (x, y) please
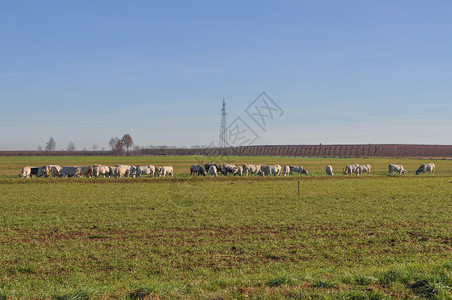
top-left (1, 1), bottom-right (451, 150)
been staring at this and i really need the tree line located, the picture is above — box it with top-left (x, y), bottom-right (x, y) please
top-left (39, 134), bottom-right (135, 155)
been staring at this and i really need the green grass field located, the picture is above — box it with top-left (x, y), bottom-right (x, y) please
top-left (0, 156), bottom-right (451, 299)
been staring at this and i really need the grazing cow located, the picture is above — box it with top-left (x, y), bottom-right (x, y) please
top-left (158, 166), bottom-right (174, 177)
top-left (233, 166), bottom-right (243, 176)
top-left (93, 165), bottom-right (111, 178)
top-left (135, 165), bottom-right (155, 177)
top-left (38, 165), bottom-right (51, 178)
top-left (290, 166), bottom-right (309, 175)
top-left (190, 165), bottom-right (206, 176)
top-left (416, 163), bottom-right (435, 175)
top-left (30, 167), bottom-right (39, 178)
top-left (19, 166), bottom-right (32, 178)
top-left (222, 164), bottom-right (236, 176)
top-left (261, 165), bottom-right (282, 176)
top-left (325, 165), bottom-right (334, 176)
top-left (243, 164), bottom-right (262, 176)
top-left (389, 164), bottom-right (407, 175)
top-left (60, 166), bottom-right (81, 178)
top-left (108, 167), bottom-right (118, 178)
top-left (115, 165), bottom-right (131, 177)
top-left (208, 165), bottom-right (218, 176)
top-left (50, 165), bottom-right (62, 177)
top-left (79, 166), bottom-right (93, 177)
top-left (115, 165), bottom-right (130, 178)
top-left (356, 164), bottom-right (371, 176)
top-left (344, 164), bottom-right (360, 175)
top-left (129, 166), bottom-right (138, 178)
top-left (205, 164), bottom-right (223, 175)
top-left (282, 165), bottom-right (290, 176)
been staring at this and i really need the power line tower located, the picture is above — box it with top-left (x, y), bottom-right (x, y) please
top-left (219, 98), bottom-right (227, 153)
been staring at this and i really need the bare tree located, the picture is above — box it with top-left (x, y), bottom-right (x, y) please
top-left (121, 134), bottom-right (133, 156)
top-left (109, 137), bottom-right (124, 154)
top-left (45, 137), bottom-right (56, 151)
top-left (109, 137), bottom-right (119, 151)
top-left (93, 145), bottom-right (97, 151)
top-left (115, 139), bottom-right (124, 153)
top-left (37, 146), bottom-right (42, 151)
top-left (67, 142), bottom-right (76, 151)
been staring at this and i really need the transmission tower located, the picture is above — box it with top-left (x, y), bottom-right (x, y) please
top-left (219, 98), bottom-right (227, 152)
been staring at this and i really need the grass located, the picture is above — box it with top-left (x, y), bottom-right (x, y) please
top-left (0, 156), bottom-right (451, 298)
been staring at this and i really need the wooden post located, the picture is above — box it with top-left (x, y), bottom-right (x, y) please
top-left (298, 180), bottom-right (300, 198)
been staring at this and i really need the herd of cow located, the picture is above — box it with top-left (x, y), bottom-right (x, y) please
top-left (18, 164), bottom-right (173, 178)
top-left (18, 162), bottom-right (436, 178)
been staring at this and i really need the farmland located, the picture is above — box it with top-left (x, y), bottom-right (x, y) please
top-left (0, 156), bottom-right (451, 299)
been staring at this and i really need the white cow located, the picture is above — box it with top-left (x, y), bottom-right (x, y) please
top-left (19, 166), bottom-right (31, 178)
top-left (243, 164), bottom-right (262, 176)
top-left (60, 166), bottom-right (81, 178)
top-left (261, 165), bottom-right (282, 176)
top-left (416, 163), bottom-right (435, 175)
top-left (282, 165), bottom-right (290, 176)
top-left (356, 164), bottom-right (371, 175)
top-left (115, 165), bottom-right (130, 178)
top-left (233, 166), bottom-right (243, 176)
top-left (325, 165), bottom-right (334, 176)
top-left (389, 164), bottom-right (407, 175)
top-left (115, 165), bottom-right (131, 177)
top-left (290, 166), bottom-right (309, 175)
top-left (344, 164), bottom-right (359, 175)
top-left (158, 166), bottom-right (174, 177)
top-left (136, 165), bottom-right (156, 177)
top-left (93, 165), bottom-right (111, 178)
top-left (208, 165), bottom-right (218, 177)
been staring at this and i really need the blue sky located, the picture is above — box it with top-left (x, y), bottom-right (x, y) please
top-left (1, 1), bottom-right (451, 150)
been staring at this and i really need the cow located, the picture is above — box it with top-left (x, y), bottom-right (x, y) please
top-left (136, 165), bottom-right (156, 177)
top-left (19, 166), bottom-right (31, 178)
top-left (129, 165), bottom-right (138, 178)
top-left (205, 164), bottom-right (223, 175)
top-left (356, 164), bottom-right (371, 176)
top-left (282, 165), bottom-right (290, 176)
top-left (38, 165), bottom-right (51, 178)
top-left (416, 163), bottom-right (435, 175)
top-left (30, 167), bottom-right (39, 178)
top-left (261, 165), bottom-right (282, 176)
top-left (115, 165), bottom-right (131, 177)
top-left (50, 165), bottom-right (62, 177)
top-left (60, 166), bottom-right (81, 178)
top-left (108, 167), bottom-right (118, 178)
top-left (243, 164), bottom-right (262, 176)
top-left (290, 166), bottom-right (309, 175)
top-left (222, 164), bottom-right (236, 176)
top-left (158, 166), bottom-right (174, 177)
top-left (325, 165), bottom-right (334, 176)
top-left (190, 165), bottom-right (206, 176)
top-left (233, 166), bottom-right (243, 176)
top-left (208, 165), bottom-right (218, 176)
top-left (115, 165), bottom-right (130, 178)
top-left (93, 164), bottom-right (111, 178)
top-left (344, 164), bottom-right (360, 175)
top-left (79, 166), bottom-right (93, 177)
top-left (389, 164), bottom-right (407, 175)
